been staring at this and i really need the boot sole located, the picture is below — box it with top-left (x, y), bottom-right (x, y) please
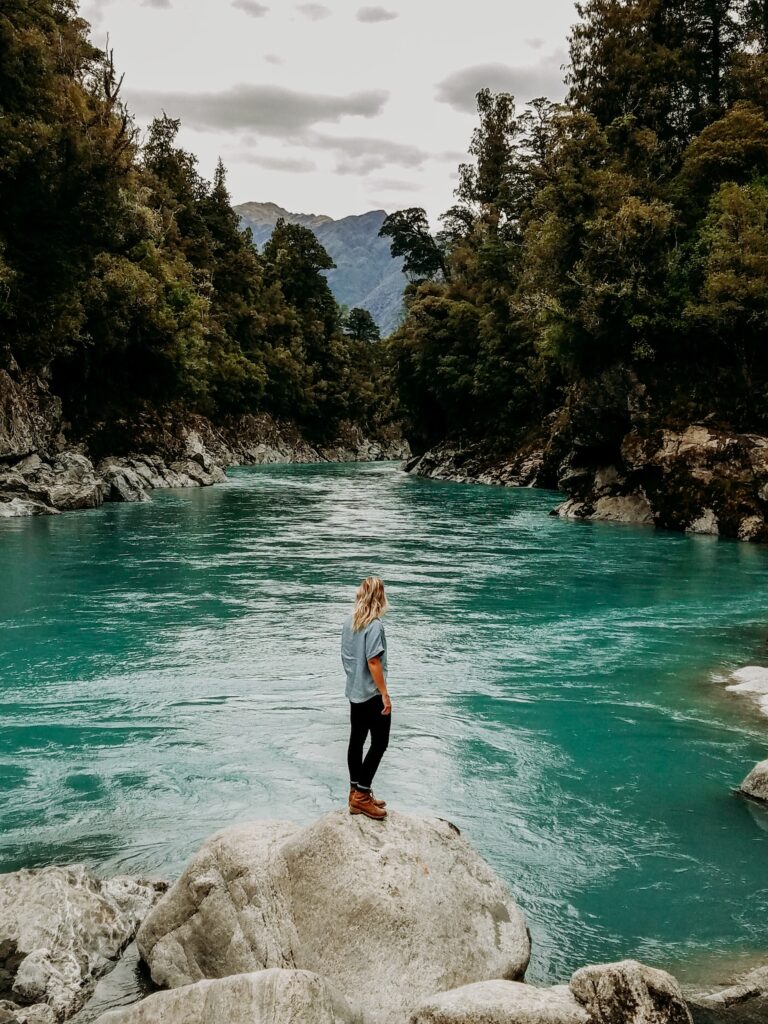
top-left (349, 805), bottom-right (387, 820)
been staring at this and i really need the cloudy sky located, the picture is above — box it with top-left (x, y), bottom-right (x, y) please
top-left (84, 0), bottom-right (575, 220)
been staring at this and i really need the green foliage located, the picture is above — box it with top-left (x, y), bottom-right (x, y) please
top-left (379, 208), bottom-right (447, 281)
top-left (343, 308), bottom-right (381, 343)
top-left (0, 1), bottom-right (380, 441)
top-left (383, 0), bottom-right (768, 446)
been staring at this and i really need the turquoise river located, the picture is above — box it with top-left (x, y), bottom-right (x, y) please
top-left (1, 462), bottom-right (767, 987)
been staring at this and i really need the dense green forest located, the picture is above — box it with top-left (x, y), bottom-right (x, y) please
top-left (382, 0), bottom-right (768, 453)
top-left (0, 0), bottom-right (380, 447)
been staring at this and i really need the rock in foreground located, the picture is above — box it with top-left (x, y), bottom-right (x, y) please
top-left (409, 979), bottom-right (588, 1023)
top-left (0, 866), bottom-right (165, 1022)
top-left (737, 760), bottom-right (768, 804)
top-left (137, 810), bottom-right (531, 1024)
top-left (97, 969), bottom-right (362, 1024)
top-left (570, 960), bottom-right (693, 1024)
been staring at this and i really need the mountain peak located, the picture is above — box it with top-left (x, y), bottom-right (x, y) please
top-left (235, 201), bottom-right (334, 231)
top-left (234, 202), bottom-right (405, 336)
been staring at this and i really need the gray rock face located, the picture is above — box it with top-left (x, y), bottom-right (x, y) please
top-left (137, 811), bottom-right (530, 1024)
top-left (0, 866), bottom-right (165, 1022)
top-left (96, 969), bottom-right (362, 1024)
top-left (406, 440), bottom-right (552, 489)
top-left (738, 760), bottom-right (768, 804)
top-left (0, 365), bottom-right (63, 462)
top-left (409, 979), bottom-right (589, 1023)
top-left (570, 960), bottom-right (693, 1024)
top-left (687, 966), bottom-right (768, 1024)
top-left (0, 451), bottom-right (105, 517)
top-left (0, 404), bottom-right (409, 518)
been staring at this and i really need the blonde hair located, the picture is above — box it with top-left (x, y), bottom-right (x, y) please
top-left (352, 576), bottom-right (389, 632)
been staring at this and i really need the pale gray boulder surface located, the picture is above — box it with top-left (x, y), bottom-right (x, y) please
top-left (570, 960), bottom-right (693, 1024)
top-left (137, 810), bottom-right (531, 1024)
top-left (0, 866), bottom-right (165, 1022)
top-left (409, 979), bottom-right (589, 1023)
top-left (96, 969), bottom-right (362, 1024)
top-left (737, 760), bottom-right (768, 804)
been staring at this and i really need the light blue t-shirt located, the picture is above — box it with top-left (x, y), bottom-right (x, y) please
top-left (341, 615), bottom-right (387, 703)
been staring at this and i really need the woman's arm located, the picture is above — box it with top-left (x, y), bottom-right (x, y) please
top-left (367, 656), bottom-right (391, 715)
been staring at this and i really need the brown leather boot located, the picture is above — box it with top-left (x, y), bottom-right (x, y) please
top-left (349, 788), bottom-right (386, 808)
top-left (349, 789), bottom-right (387, 820)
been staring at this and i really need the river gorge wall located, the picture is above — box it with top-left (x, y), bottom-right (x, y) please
top-left (406, 369), bottom-right (768, 543)
top-left (0, 361), bottom-right (408, 518)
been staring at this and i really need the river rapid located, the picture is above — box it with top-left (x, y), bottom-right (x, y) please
top-left (1, 462), bottom-right (767, 985)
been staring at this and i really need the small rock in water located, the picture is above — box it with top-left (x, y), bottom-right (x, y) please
top-left (687, 965), bottom-right (768, 1024)
top-left (737, 760), bottom-right (768, 805)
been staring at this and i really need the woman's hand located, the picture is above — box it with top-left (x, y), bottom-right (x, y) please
top-left (381, 692), bottom-right (392, 716)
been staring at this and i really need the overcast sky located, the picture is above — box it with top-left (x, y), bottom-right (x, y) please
top-left (84, 0), bottom-right (576, 220)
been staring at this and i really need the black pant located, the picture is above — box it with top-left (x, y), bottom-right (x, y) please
top-left (347, 693), bottom-right (391, 789)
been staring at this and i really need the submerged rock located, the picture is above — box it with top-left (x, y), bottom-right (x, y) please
top-left (737, 760), bottom-right (768, 804)
top-left (409, 979), bottom-right (589, 1023)
top-left (96, 969), bottom-right (361, 1024)
top-left (569, 959), bottom-right (692, 1024)
top-left (687, 966), bottom-right (768, 1024)
top-left (0, 866), bottom-right (165, 1022)
top-left (137, 810), bottom-right (530, 1024)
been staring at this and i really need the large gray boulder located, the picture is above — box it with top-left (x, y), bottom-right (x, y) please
top-left (137, 810), bottom-right (531, 1024)
top-left (409, 979), bottom-right (589, 1023)
top-left (737, 761), bottom-right (768, 804)
top-left (96, 969), bottom-right (361, 1024)
top-left (570, 960), bottom-right (692, 1024)
top-left (0, 866), bottom-right (165, 1022)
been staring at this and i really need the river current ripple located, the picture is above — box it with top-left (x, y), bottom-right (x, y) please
top-left (1, 462), bottom-right (767, 984)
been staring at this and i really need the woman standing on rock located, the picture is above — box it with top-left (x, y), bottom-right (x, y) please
top-left (342, 576), bottom-right (392, 820)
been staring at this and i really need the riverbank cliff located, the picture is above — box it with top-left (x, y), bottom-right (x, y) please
top-left (405, 369), bottom-right (768, 543)
top-left (0, 362), bottom-right (408, 518)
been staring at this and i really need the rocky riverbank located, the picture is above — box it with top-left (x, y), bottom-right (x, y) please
top-left (2, 806), bottom-right (767, 1024)
top-left (0, 363), bottom-right (408, 518)
top-left (405, 369), bottom-right (768, 543)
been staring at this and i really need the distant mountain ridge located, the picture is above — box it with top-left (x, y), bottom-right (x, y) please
top-left (235, 201), bottom-right (407, 336)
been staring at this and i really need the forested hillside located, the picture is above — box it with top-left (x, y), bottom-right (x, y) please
top-left (236, 203), bottom-right (407, 336)
top-left (0, 1), bottom-right (382, 450)
top-left (383, 0), bottom-right (768, 447)
top-left (381, 0), bottom-right (768, 539)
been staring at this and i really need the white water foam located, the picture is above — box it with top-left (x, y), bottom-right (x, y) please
top-left (724, 666), bottom-right (768, 718)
